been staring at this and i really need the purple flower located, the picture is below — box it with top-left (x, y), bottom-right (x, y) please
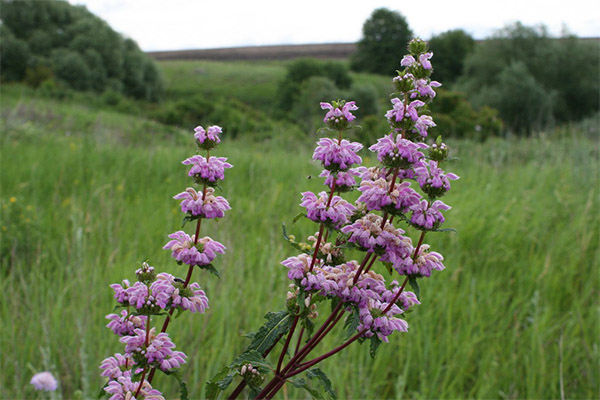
top-left (385, 98), bottom-right (425, 124)
top-left (300, 191), bottom-right (355, 229)
top-left (104, 375), bottom-right (164, 400)
top-left (389, 181), bottom-right (422, 214)
top-left (30, 371), bottom-right (58, 391)
top-left (395, 244), bottom-right (445, 277)
top-left (381, 285), bottom-right (421, 311)
top-left (313, 138), bottom-right (363, 172)
top-left (413, 115), bottom-right (436, 138)
top-left (163, 231), bottom-right (226, 266)
top-left (341, 214), bottom-right (410, 258)
top-left (409, 199), bottom-right (451, 230)
top-left (100, 354), bottom-right (133, 380)
top-left (110, 280), bottom-right (131, 304)
top-left (282, 254), bottom-right (313, 280)
top-left (182, 155), bottom-right (232, 185)
top-left (121, 328), bottom-right (186, 371)
top-left (358, 299), bottom-right (408, 342)
top-left (319, 169), bottom-right (359, 191)
top-left (357, 178), bottom-right (392, 211)
top-left (106, 310), bottom-right (147, 336)
top-left (172, 282), bottom-right (210, 313)
top-left (321, 101), bottom-right (359, 123)
top-left (369, 134), bottom-right (428, 168)
top-left (411, 79), bottom-right (441, 99)
top-left (174, 187), bottom-right (231, 219)
top-left (194, 125), bottom-right (222, 149)
top-left (414, 160), bottom-right (459, 197)
top-left (400, 55), bottom-right (416, 67)
top-left (419, 52), bottom-right (433, 70)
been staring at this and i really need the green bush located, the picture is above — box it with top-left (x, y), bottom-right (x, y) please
top-left (459, 22), bottom-right (599, 133)
top-left (277, 58), bottom-right (352, 112)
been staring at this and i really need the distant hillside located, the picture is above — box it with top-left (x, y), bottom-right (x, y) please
top-left (147, 38), bottom-right (599, 62)
top-left (147, 43), bottom-right (357, 61)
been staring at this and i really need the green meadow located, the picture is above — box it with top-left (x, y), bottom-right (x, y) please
top-left (1, 60), bottom-right (598, 399)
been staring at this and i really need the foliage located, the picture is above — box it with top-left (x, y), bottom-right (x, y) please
top-left (458, 22), bottom-right (599, 133)
top-left (1, 84), bottom-right (598, 398)
top-left (428, 29), bottom-right (475, 85)
top-left (350, 8), bottom-right (413, 75)
top-left (0, 0), bottom-right (164, 101)
top-left (277, 58), bottom-right (352, 113)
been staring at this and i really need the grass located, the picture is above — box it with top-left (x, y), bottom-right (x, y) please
top-left (1, 75), bottom-right (598, 399)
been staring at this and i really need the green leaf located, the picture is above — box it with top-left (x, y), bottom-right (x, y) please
top-left (205, 366), bottom-right (232, 400)
top-left (343, 307), bottom-right (360, 340)
top-left (162, 369), bottom-right (189, 400)
top-left (369, 336), bottom-right (382, 359)
top-left (307, 368), bottom-right (337, 400)
top-left (301, 317), bottom-right (315, 338)
top-left (408, 277), bottom-right (420, 300)
top-left (247, 311), bottom-right (293, 355)
top-left (289, 378), bottom-right (323, 399)
top-left (229, 350), bottom-right (272, 373)
top-left (293, 212), bottom-right (306, 223)
top-left (97, 384), bottom-right (109, 399)
top-left (197, 263), bottom-right (221, 278)
top-left (181, 214), bottom-right (199, 228)
top-left (382, 261), bottom-right (394, 275)
top-left (174, 307), bottom-right (184, 320)
top-left (431, 228), bottom-right (457, 233)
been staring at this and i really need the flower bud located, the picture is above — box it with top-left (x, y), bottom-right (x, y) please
top-left (407, 38), bottom-right (428, 56)
top-left (136, 262), bottom-right (156, 283)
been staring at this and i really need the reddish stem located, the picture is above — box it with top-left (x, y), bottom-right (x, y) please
top-left (285, 329), bottom-right (367, 379)
top-left (277, 314), bottom-right (299, 373)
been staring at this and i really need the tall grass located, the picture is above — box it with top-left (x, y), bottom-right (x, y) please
top-left (1, 95), bottom-right (598, 399)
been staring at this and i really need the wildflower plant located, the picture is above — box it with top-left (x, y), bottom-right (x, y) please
top-left (99, 125), bottom-right (232, 399)
top-left (206, 38), bottom-right (459, 399)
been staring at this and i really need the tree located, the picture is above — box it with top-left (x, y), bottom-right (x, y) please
top-left (351, 8), bottom-right (413, 75)
top-left (0, 0), bottom-right (164, 100)
top-left (458, 22), bottom-right (599, 133)
top-left (428, 29), bottom-right (475, 85)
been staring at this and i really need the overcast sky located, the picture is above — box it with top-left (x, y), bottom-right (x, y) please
top-left (68, 0), bottom-right (600, 52)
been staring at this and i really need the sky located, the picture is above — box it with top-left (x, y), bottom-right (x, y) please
top-left (68, 0), bottom-right (600, 52)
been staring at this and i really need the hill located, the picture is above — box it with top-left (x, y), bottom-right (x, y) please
top-left (147, 42), bottom-right (356, 61)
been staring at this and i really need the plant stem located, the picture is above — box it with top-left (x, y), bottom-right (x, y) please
top-left (285, 329), bottom-right (367, 379)
top-left (276, 314), bottom-right (299, 373)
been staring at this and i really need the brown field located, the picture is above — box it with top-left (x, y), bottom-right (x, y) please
top-left (146, 42), bottom-right (357, 61)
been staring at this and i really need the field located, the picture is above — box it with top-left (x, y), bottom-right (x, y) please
top-left (1, 59), bottom-right (599, 400)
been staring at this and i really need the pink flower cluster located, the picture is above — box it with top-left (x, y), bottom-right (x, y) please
top-left (182, 155), bottom-right (232, 185)
top-left (174, 187), bottom-right (231, 219)
top-left (163, 231), bottom-right (226, 266)
top-left (313, 138), bottom-right (363, 172)
top-left (300, 191), bottom-right (355, 229)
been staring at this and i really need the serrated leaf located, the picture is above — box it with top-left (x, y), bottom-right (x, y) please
top-left (369, 336), bottom-right (382, 359)
top-left (289, 378), bottom-right (323, 399)
top-left (205, 366), bottom-right (232, 400)
top-left (229, 350), bottom-right (272, 373)
top-left (408, 277), bottom-right (420, 300)
top-left (197, 263), bottom-right (221, 278)
top-left (307, 368), bottom-right (337, 400)
top-left (343, 307), bottom-right (360, 340)
top-left (247, 311), bottom-right (293, 355)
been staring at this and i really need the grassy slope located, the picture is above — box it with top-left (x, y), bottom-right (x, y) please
top-left (1, 65), bottom-right (598, 399)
